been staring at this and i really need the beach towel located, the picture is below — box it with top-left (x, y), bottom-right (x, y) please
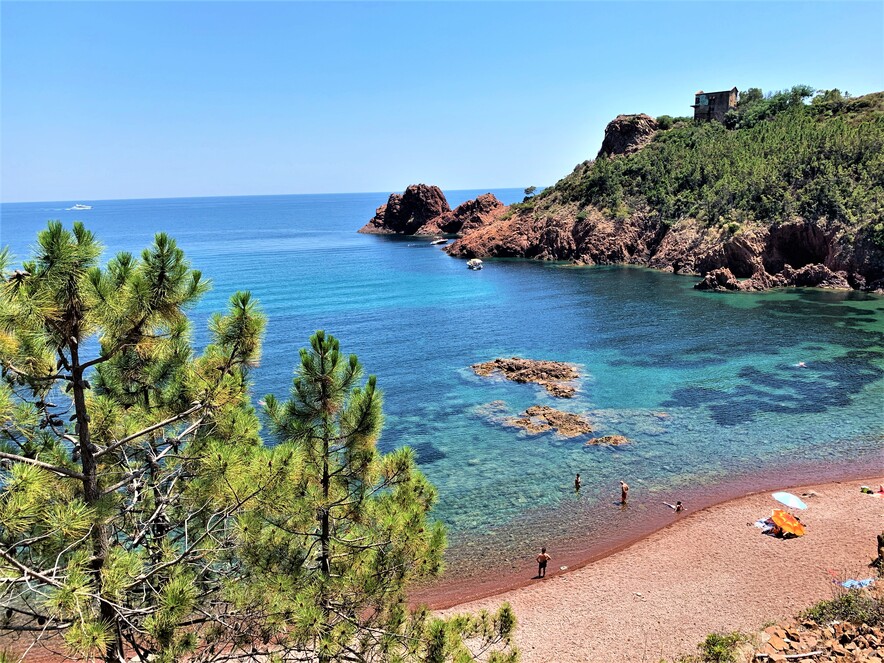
top-left (754, 517), bottom-right (774, 534)
top-left (841, 578), bottom-right (875, 589)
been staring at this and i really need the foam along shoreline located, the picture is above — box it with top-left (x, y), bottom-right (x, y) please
top-left (435, 476), bottom-right (884, 663)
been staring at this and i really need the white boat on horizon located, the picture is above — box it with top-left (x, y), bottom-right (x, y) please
top-left (67, 204), bottom-right (93, 211)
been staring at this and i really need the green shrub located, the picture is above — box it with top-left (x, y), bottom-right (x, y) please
top-left (698, 632), bottom-right (746, 663)
top-left (802, 589), bottom-right (884, 627)
top-left (657, 115), bottom-right (675, 130)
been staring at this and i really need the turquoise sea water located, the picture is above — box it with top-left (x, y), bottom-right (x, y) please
top-left (2, 192), bottom-right (883, 588)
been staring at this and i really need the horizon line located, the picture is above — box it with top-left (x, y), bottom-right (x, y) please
top-left (0, 185), bottom-right (538, 206)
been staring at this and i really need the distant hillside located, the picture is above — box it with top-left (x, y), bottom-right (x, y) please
top-left (447, 87), bottom-right (884, 291)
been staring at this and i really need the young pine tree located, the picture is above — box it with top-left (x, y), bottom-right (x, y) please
top-left (242, 331), bottom-right (517, 662)
top-left (0, 222), bottom-right (276, 662)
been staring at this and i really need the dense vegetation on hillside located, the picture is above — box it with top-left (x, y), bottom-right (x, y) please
top-left (537, 87), bottom-right (884, 238)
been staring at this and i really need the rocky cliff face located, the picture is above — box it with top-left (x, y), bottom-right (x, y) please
top-left (359, 102), bottom-right (884, 292)
top-left (358, 185), bottom-right (506, 236)
top-left (445, 209), bottom-right (884, 291)
top-left (359, 184), bottom-right (451, 235)
top-left (598, 114), bottom-right (658, 157)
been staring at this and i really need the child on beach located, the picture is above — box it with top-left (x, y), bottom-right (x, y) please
top-left (664, 500), bottom-right (684, 512)
top-left (620, 480), bottom-right (629, 505)
top-left (536, 547), bottom-right (551, 578)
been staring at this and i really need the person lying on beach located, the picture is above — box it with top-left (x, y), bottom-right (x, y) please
top-left (536, 547), bottom-right (551, 578)
top-left (620, 480), bottom-right (629, 504)
top-left (663, 501), bottom-right (684, 512)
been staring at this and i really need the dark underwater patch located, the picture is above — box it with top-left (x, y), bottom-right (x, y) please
top-left (663, 350), bottom-right (884, 426)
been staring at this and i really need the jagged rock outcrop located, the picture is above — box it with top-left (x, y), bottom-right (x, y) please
top-left (358, 185), bottom-right (506, 236)
top-left (506, 406), bottom-right (592, 438)
top-left (693, 262), bottom-right (851, 292)
top-left (359, 184), bottom-right (450, 235)
top-left (780, 263), bottom-right (851, 289)
top-left (471, 357), bottom-right (580, 398)
top-left (694, 267), bottom-right (742, 291)
top-left (598, 114), bottom-right (658, 157)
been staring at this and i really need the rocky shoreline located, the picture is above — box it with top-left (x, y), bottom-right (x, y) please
top-left (358, 102), bottom-right (884, 294)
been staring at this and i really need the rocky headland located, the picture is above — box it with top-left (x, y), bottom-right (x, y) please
top-left (358, 184), bottom-right (507, 236)
top-left (359, 91), bottom-right (884, 293)
top-left (471, 357), bottom-right (580, 398)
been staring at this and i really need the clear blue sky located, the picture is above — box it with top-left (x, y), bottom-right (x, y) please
top-left (2, 1), bottom-right (882, 202)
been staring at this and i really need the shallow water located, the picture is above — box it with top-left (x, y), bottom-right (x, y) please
top-left (3, 192), bottom-right (883, 579)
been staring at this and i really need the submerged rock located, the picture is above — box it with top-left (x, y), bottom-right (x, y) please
top-left (584, 435), bottom-right (630, 446)
top-left (506, 406), bottom-right (592, 438)
top-left (471, 357), bottom-right (580, 398)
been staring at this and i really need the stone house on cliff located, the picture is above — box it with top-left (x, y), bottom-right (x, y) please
top-left (691, 87), bottom-right (738, 122)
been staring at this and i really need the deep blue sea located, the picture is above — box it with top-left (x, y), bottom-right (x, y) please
top-left (2, 192), bottom-right (883, 585)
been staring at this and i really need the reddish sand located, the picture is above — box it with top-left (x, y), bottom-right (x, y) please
top-left (439, 478), bottom-right (884, 663)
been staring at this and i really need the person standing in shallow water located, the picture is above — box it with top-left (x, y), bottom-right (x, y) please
top-left (574, 473), bottom-right (581, 492)
top-left (536, 547), bottom-right (551, 578)
top-left (620, 480), bottom-right (629, 505)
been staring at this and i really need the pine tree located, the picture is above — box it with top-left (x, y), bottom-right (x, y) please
top-left (0, 222), bottom-right (272, 661)
top-left (242, 331), bottom-right (518, 662)
top-left (1, 225), bottom-right (517, 662)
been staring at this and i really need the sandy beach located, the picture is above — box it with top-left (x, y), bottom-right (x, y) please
top-left (440, 477), bottom-right (884, 663)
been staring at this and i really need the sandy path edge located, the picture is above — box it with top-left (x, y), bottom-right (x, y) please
top-left (439, 476), bottom-right (884, 663)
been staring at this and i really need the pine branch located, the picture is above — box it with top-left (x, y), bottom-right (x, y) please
top-left (0, 548), bottom-right (64, 588)
top-left (94, 403), bottom-right (202, 459)
top-left (0, 450), bottom-right (86, 480)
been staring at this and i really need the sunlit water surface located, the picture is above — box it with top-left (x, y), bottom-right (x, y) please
top-left (4, 192), bottom-right (883, 590)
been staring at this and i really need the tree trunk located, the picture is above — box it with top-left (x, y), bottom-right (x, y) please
top-left (318, 420), bottom-right (331, 663)
top-left (69, 341), bottom-right (120, 661)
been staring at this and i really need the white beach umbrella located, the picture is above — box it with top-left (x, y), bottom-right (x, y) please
top-left (772, 491), bottom-right (807, 510)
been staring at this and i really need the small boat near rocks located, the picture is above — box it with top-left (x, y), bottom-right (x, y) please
top-left (430, 238), bottom-right (448, 245)
top-left (467, 258), bottom-right (483, 270)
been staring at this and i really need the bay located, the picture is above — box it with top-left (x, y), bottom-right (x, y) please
top-left (3, 191), bottom-right (883, 579)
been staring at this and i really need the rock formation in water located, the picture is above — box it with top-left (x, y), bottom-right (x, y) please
top-left (506, 406), bottom-right (592, 438)
top-left (471, 357), bottom-right (580, 398)
top-left (358, 184), bottom-right (506, 236)
top-left (584, 435), bottom-right (630, 446)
